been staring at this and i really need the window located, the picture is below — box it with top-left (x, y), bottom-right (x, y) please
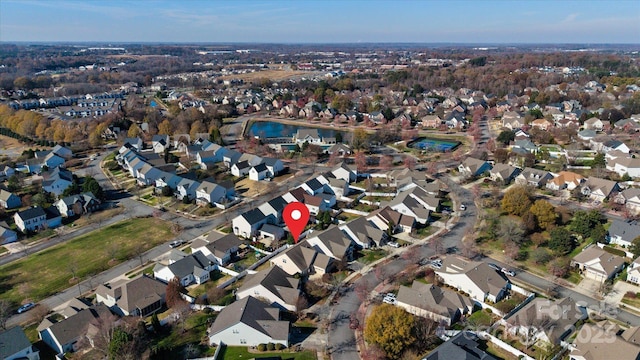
top-left (232, 329), bottom-right (239, 334)
top-left (240, 339), bottom-right (246, 344)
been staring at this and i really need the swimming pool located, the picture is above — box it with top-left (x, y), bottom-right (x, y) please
top-left (407, 137), bottom-right (460, 152)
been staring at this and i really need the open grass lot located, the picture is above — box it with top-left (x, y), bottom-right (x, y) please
top-left (0, 217), bottom-right (173, 306)
top-left (221, 346), bottom-right (316, 360)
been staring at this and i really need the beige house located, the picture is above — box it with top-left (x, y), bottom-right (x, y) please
top-left (506, 297), bottom-right (586, 345)
top-left (396, 281), bottom-right (474, 326)
top-left (571, 247), bottom-right (626, 282)
top-left (570, 321), bottom-right (640, 360)
top-left (236, 266), bottom-right (300, 312)
top-left (435, 256), bottom-right (509, 303)
top-left (546, 171), bottom-right (585, 191)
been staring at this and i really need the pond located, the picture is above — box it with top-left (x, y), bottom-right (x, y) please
top-left (248, 121), bottom-right (344, 139)
top-left (407, 137), bottom-right (460, 152)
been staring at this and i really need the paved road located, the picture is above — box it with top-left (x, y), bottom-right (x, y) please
top-left (4, 148), bottom-right (319, 327)
top-left (327, 178), bottom-right (477, 360)
top-left (486, 256), bottom-right (640, 325)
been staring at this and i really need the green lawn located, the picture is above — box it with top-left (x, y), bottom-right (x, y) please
top-left (221, 346), bottom-right (316, 360)
top-left (0, 246), bottom-right (7, 255)
top-left (359, 248), bottom-right (388, 264)
top-left (0, 217), bottom-right (173, 307)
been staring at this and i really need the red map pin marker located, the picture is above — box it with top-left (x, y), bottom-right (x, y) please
top-left (283, 202), bottom-right (309, 244)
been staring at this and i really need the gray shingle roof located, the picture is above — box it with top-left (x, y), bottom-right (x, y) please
top-left (209, 296), bottom-right (289, 341)
top-left (0, 326), bottom-right (33, 359)
top-left (238, 266), bottom-right (300, 307)
top-left (609, 220), bottom-right (640, 243)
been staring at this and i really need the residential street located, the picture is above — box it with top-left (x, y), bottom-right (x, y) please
top-left (4, 149), bottom-right (316, 327)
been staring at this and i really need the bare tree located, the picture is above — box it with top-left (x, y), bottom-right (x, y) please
top-left (30, 304), bottom-right (51, 325)
top-left (0, 300), bottom-right (10, 330)
top-left (431, 237), bottom-right (445, 255)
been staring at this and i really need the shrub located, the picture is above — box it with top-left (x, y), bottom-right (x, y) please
top-left (202, 307), bottom-right (212, 314)
top-left (267, 343), bottom-right (275, 351)
top-left (625, 291), bottom-right (637, 299)
top-left (257, 344), bottom-right (267, 352)
top-left (275, 343), bottom-right (285, 350)
top-left (531, 247), bottom-right (552, 265)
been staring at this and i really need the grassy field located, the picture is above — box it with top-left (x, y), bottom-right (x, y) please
top-left (221, 346), bottom-right (316, 360)
top-left (0, 217), bottom-right (173, 306)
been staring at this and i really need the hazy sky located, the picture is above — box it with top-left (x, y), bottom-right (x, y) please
top-left (1, 0), bottom-right (639, 43)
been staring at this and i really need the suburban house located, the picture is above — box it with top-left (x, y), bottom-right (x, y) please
top-left (583, 117), bottom-right (604, 131)
top-left (0, 164), bottom-right (16, 178)
top-left (153, 251), bottom-right (217, 286)
top-left (396, 281), bottom-right (474, 326)
top-left (42, 167), bottom-right (74, 196)
top-left (249, 163), bottom-right (269, 181)
top-left (458, 157), bottom-right (492, 178)
top-left (626, 257), bottom-right (640, 285)
top-left (152, 134), bottom-right (170, 153)
top-left (223, 149), bottom-right (242, 168)
top-left (262, 157), bottom-right (284, 177)
top-left (38, 304), bottom-right (113, 355)
top-left (208, 296), bottom-right (289, 347)
top-left (14, 207), bottom-right (47, 232)
top-left (425, 331), bottom-right (499, 360)
top-left (331, 162), bottom-right (357, 183)
top-left (51, 144), bottom-right (73, 159)
top-left (327, 143), bottom-right (352, 156)
top-left (0, 225), bottom-right (18, 244)
top-left (195, 179), bottom-right (228, 206)
top-left (502, 111), bottom-right (524, 130)
top-left (606, 155), bottom-right (640, 178)
top-left (236, 266), bottom-right (300, 312)
top-left (191, 233), bottom-right (244, 265)
top-left (54, 192), bottom-right (100, 217)
top-left (305, 226), bottom-right (355, 261)
top-left (270, 242), bottom-right (332, 276)
top-left (232, 208), bottom-right (269, 238)
top-left (546, 171), bottom-right (585, 191)
top-left (0, 326), bottom-right (39, 360)
top-left (326, 177), bottom-right (350, 198)
top-left (368, 206), bottom-right (416, 234)
top-left (340, 217), bottom-right (387, 249)
top-left (95, 274), bottom-right (167, 317)
top-left (616, 188), bottom-right (640, 213)
top-left (569, 321), bottom-right (640, 360)
top-left (387, 187), bottom-right (438, 224)
top-left (506, 297), bottom-right (587, 345)
top-left (258, 223), bottom-right (285, 243)
top-left (580, 177), bottom-right (620, 202)
top-left (294, 129), bottom-right (322, 144)
top-left (175, 178), bottom-right (201, 201)
top-left (123, 137), bottom-right (143, 152)
top-left (0, 189), bottom-right (21, 209)
top-left (26, 152), bottom-right (65, 173)
top-left (607, 220), bottom-right (640, 247)
top-left (231, 160), bottom-right (251, 177)
top-left (489, 163), bottom-right (520, 184)
top-left (435, 256), bottom-right (509, 303)
top-left (571, 247), bottom-right (626, 282)
top-left (258, 196), bottom-right (289, 224)
top-left (515, 167), bottom-right (553, 188)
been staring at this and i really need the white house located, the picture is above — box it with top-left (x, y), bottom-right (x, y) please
top-left (151, 135), bottom-right (170, 153)
top-left (195, 180), bottom-right (227, 206)
top-left (14, 207), bottom-right (47, 233)
top-left (232, 208), bottom-right (269, 238)
top-left (0, 326), bottom-right (39, 360)
top-left (153, 251), bottom-right (216, 286)
top-left (208, 296), bottom-right (289, 347)
top-left (249, 163), bottom-right (269, 181)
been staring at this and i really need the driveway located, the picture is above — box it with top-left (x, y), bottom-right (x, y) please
top-left (607, 281), bottom-right (640, 306)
